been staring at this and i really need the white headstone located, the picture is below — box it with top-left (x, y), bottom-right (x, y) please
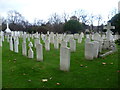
top-left (70, 39), bottom-right (76, 52)
top-left (85, 37), bottom-right (91, 44)
top-left (34, 38), bottom-right (40, 48)
top-left (74, 34), bottom-right (79, 39)
top-left (78, 34), bottom-right (82, 43)
top-left (16, 37), bottom-right (19, 45)
top-left (102, 34), bottom-right (106, 40)
top-left (50, 32), bottom-right (54, 44)
top-left (81, 32), bottom-right (84, 38)
top-left (10, 36), bottom-right (13, 51)
top-left (36, 43), bottom-right (43, 61)
top-left (93, 41), bottom-right (99, 58)
top-left (54, 36), bottom-right (59, 49)
top-left (102, 40), bottom-right (110, 49)
top-left (22, 41), bottom-right (27, 56)
top-left (99, 41), bottom-right (103, 53)
top-left (104, 22), bottom-right (115, 41)
top-left (28, 42), bottom-right (34, 58)
top-left (28, 37), bottom-right (30, 41)
top-left (0, 35), bottom-right (2, 47)
top-left (45, 39), bottom-right (50, 51)
top-left (60, 47), bottom-right (70, 71)
top-left (14, 38), bottom-right (19, 53)
top-left (93, 32), bottom-right (102, 41)
top-left (2, 33), bottom-right (4, 42)
top-left (0, 32), bottom-right (2, 47)
top-left (23, 34), bottom-right (26, 43)
top-left (86, 34), bottom-right (90, 38)
top-left (85, 42), bottom-right (94, 60)
top-left (7, 35), bottom-right (10, 42)
top-left (61, 40), bottom-right (67, 48)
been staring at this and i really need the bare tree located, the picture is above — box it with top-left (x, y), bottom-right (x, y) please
top-left (74, 9), bottom-right (88, 24)
top-left (7, 10), bottom-right (25, 24)
top-left (48, 13), bottom-right (63, 32)
top-left (48, 13), bottom-right (61, 25)
top-left (33, 18), bottom-right (45, 26)
top-left (96, 14), bottom-right (102, 26)
top-left (1, 17), bottom-right (6, 24)
top-left (107, 8), bottom-right (117, 20)
top-left (87, 13), bottom-right (96, 31)
top-left (95, 14), bottom-right (103, 32)
top-left (88, 13), bottom-right (95, 26)
top-left (62, 12), bottom-right (69, 23)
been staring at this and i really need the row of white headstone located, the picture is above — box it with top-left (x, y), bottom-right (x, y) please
top-left (84, 22), bottom-right (119, 59)
top-left (1, 21), bottom-right (119, 71)
top-left (2, 31), bottom-right (84, 71)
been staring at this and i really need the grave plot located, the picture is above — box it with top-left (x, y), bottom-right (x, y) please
top-left (1, 30), bottom-right (119, 88)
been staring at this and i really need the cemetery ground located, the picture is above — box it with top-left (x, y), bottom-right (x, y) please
top-left (2, 38), bottom-right (119, 88)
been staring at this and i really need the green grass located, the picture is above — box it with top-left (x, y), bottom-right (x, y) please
top-left (2, 37), bottom-right (119, 88)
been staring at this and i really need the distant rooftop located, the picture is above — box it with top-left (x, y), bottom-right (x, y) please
top-left (70, 16), bottom-right (79, 21)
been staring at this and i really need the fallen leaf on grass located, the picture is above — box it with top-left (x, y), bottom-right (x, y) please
top-left (42, 79), bottom-right (48, 82)
top-left (117, 70), bottom-right (120, 72)
top-left (49, 77), bottom-right (52, 80)
top-left (80, 64), bottom-right (83, 67)
top-left (13, 59), bottom-right (16, 61)
top-left (102, 62), bottom-right (106, 65)
top-left (53, 54), bottom-right (56, 56)
top-left (23, 73), bottom-right (26, 75)
top-left (56, 83), bottom-right (60, 85)
top-left (102, 57), bottom-right (105, 59)
top-left (110, 62), bottom-right (113, 65)
top-left (28, 79), bottom-right (31, 82)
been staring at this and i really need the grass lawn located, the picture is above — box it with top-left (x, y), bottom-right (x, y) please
top-left (2, 37), bottom-right (119, 88)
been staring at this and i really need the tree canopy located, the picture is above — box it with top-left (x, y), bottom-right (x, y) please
top-left (63, 20), bottom-right (83, 34)
top-left (110, 13), bottom-right (120, 34)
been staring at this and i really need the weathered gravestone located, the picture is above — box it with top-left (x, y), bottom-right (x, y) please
top-left (28, 42), bottom-right (34, 58)
top-left (9, 36), bottom-right (13, 51)
top-left (69, 39), bottom-right (76, 52)
top-left (102, 22), bottom-right (115, 50)
top-left (93, 32), bottom-right (102, 41)
top-left (0, 33), bottom-right (2, 47)
top-left (104, 22), bottom-right (115, 41)
top-left (85, 37), bottom-right (91, 44)
top-left (61, 40), bottom-right (67, 48)
top-left (22, 41), bottom-right (27, 56)
top-left (7, 35), bottom-right (10, 43)
top-left (92, 41), bottom-right (99, 58)
top-left (54, 36), bottom-right (59, 49)
top-left (50, 32), bottom-right (54, 44)
top-left (85, 42), bottom-right (94, 60)
top-left (78, 34), bottom-right (82, 43)
top-left (14, 37), bottom-right (19, 53)
top-left (36, 43), bottom-right (43, 61)
top-left (45, 39), bottom-right (50, 51)
top-left (60, 46), bottom-right (70, 71)
top-left (34, 36), bottom-right (40, 48)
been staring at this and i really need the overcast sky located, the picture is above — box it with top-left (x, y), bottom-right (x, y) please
top-left (0, 0), bottom-right (119, 25)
